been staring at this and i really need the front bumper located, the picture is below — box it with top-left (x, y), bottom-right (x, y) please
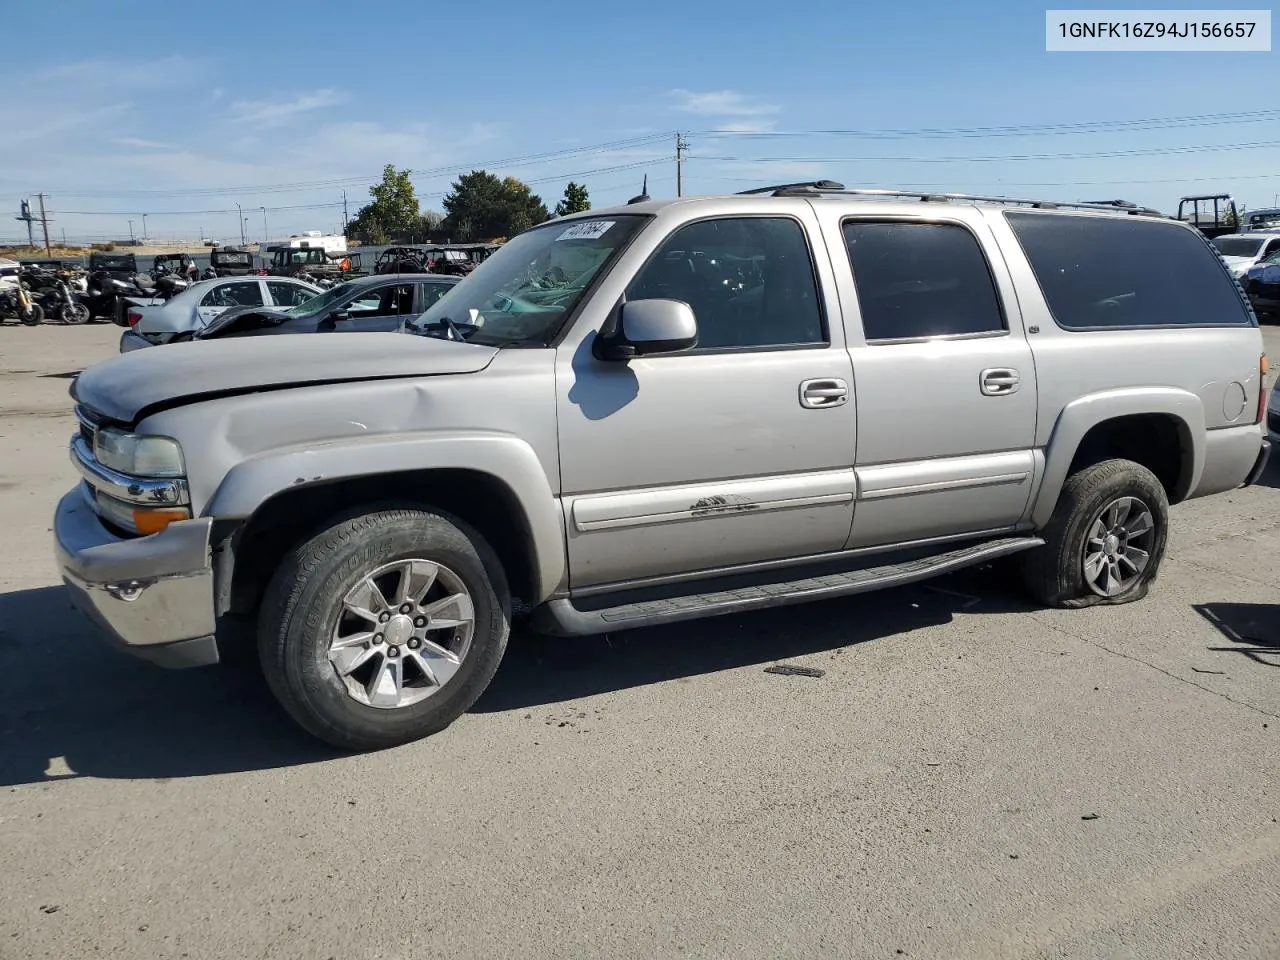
top-left (53, 487), bottom-right (220, 668)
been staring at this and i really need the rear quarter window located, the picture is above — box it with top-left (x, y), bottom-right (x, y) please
top-left (1004, 212), bottom-right (1254, 330)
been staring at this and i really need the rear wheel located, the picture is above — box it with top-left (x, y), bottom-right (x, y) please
top-left (1022, 459), bottom-right (1169, 608)
top-left (257, 507), bottom-right (510, 751)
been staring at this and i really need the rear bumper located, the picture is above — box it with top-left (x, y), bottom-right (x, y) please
top-left (53, 487), bottom-right (219, 668)
top-left (1243, 437), bottom-right (1272, 487)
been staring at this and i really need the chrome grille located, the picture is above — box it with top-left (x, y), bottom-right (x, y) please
top-left (74, 404), bottom-right (99, 449)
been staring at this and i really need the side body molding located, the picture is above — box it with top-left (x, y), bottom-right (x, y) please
top-left (204, 430), bottom-right (567, 599)
top-left (1030, 386), bottom-right (1204, 528)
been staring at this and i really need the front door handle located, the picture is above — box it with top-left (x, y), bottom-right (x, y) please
top-left (800, 378), bottom-right (849, 409)
top-left (980, 368), bottom-right (1020, 396)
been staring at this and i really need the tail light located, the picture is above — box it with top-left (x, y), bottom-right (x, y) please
top-left (127, 310), bottom-right (142, 327)
top-left (1257, 354), bottom-right (1269, 424)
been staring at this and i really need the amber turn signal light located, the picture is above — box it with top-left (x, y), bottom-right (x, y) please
top-left (132, 508), bottom-right (190, 535)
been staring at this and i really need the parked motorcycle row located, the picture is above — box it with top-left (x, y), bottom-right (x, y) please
top-left (0, 252), bottom-right (220, 326)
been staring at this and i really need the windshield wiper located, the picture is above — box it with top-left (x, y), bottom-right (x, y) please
top-left (412, 316), bottom-right (481, 342)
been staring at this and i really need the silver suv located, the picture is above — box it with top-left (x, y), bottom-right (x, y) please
top-left (53, 182), bottom-right (1271, 750)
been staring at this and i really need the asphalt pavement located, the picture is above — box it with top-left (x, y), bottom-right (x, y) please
top-left (0, 322), bottom-right (1277, 960)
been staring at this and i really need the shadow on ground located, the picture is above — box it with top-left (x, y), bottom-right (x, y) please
top-left (1195, 601), bottom-right (1280, 668)
top-left (0, 586), bottom-right (339, 787)
top-left (0, 565), bottom-right (1035, 786)
top-left (476, 563), bottom-right (1035, 712)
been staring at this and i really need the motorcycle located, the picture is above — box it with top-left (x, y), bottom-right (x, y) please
top-left (89, 268), bottom-right (189, 325)
top-left (0, 281), bottom-right (43, 325)
top-left (36, 278), bottom-right (91, 324)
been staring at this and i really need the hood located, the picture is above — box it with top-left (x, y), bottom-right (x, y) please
top-left (196, 306), bottom-right (292, 338)
top-left (72, 331), bottom-right (499, 424)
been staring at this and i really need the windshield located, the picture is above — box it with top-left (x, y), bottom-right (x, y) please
top-left (94, 255), bottom-right (135, 270)
top-left (410, 215), bottom-right (648, 345)
top-left (280, 280), bottom-right (359, 317)
top-left (1213, 237), bottom-right (1266, 257)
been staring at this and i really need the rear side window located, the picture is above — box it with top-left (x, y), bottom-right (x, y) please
top-left (1005, 212), bottom-right (1252, 329)
top-left (842, 220), bottom-right (1006, 342)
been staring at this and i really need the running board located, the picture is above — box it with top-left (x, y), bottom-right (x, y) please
top-left (531, 536), bottom-right (1044, 637)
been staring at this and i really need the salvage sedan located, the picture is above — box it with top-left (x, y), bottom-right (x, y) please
top-left (194, 273), bottom-right (460, 340)
top-left (119, 276), bottom-right (323, 352)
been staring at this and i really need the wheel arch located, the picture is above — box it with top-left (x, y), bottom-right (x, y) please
top-left (1031, 388), bottom-right (1204, 529)
top-left (206, 434), bottom-right (566, 617)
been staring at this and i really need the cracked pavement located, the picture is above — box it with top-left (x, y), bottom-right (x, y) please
top-left (0, 324), bottom-right (1277, 959)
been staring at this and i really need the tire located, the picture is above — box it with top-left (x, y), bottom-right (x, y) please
top-left (61, 301), bottom-right (90, 324)
top-left (1022, 459), bottom-right (1169, 609)
top-left (257, 506), bottom-right (511, 751)
top-left (20, 303), bottom-right (43, 326)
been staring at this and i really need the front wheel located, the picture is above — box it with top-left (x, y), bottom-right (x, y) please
top-left (1023, 459), bottom-right (1169, 608)
top-left (19, 303), bottom-right (43, 326)
top-left (61, 301), bottom-right (91, 324)
top-left (257, 506), bottom-right (511, 751)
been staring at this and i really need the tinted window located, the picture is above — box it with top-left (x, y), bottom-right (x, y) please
top-left (1212, 237), bottom-right (1267, 257)
top-left (625, 217), bottom-right (824, 349)
top-left (201, 281), bottom-right (263, 308)
top-left (266, 281), bottom-right (315, 307)
top-left (842, 221), bottom-right (1005, 341)
top-left (1007, 213), bottom-right (1252, 329)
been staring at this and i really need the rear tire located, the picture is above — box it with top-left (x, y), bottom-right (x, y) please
top-left (257, 506), bottom-right (511, 751)
top-left (1022, 459), bottom-right (1169, 608)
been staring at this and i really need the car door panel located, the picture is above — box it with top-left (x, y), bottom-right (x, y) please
top-left (821, 212), bottom-right (1039, 549)
top-left (555, 210), bottom-right (857, 589)
top-left (196, 279), bottom-right (265, 327)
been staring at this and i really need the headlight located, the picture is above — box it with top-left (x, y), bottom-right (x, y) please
top-left (94, 427), bottom-right (185, 477)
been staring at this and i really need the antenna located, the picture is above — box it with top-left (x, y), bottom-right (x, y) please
top-left (627, 175), bottom-right (650, 205)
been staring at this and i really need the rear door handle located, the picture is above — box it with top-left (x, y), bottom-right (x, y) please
top-left (980, 368), bottom-right (1020, 396)
top-left (800, 378), bottom-right (849, 409)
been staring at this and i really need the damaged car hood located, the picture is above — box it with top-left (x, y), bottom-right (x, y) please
top-left (72, 331), bottom-right (499, 424)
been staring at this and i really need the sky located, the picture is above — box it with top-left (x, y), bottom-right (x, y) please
top-left (1, 0), bottom-right (1278, 244)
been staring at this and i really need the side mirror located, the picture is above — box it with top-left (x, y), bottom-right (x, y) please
top-left (594, 298), bottom-right (698, 361)
top-left (330, 309), bottom-right (349, 321)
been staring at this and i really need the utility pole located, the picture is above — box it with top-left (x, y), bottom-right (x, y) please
top-left (235, 202), bottom-right (245, 246)
top-left (675, 132), bottom-right (688, 197)
top-left (37, 193), bottom-right (52, 256)
top-left (16, 199), bottom-right (34, 247)
top-left (260, 207), bottom-right (268, 243)
top-left (342, 190), bottom-right (348, 234)
top-left (141, 213), bottom-right (148, 242)
top-left (128, 219), bottom-right (135, 243)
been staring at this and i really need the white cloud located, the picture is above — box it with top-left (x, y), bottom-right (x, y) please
top-left (113, 137), bottom-right (172, 150)
top-left (670, 89), bottom-right (780, 118)
top-left (226, 89), bottom-right (348, 126)
top-left (712, 119), bottom-right (777, 134)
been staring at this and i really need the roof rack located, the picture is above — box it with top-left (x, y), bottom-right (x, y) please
top-left (736, 181), bottom-right (1164, 217)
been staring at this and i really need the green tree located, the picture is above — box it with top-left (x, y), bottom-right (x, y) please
top-left (555, 181), bottom-right (591, 217)
top-left (441, 171), bottom-right (550, 241)
top-left (346, 164), bottom-right (422, 243)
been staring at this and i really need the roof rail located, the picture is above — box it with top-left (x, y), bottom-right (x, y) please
top-left (737, 182), bottom-right (1165, 217)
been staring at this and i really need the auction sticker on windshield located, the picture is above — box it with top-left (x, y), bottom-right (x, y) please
top-left (556, 220), bottom-right (615, 241)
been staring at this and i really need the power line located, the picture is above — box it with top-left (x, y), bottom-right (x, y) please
top-left (47, 133), bottom-right (675, 199)
top-left (696, 108), bottom-right (1280, 141)
top-left (695, 138), bottom-right (1280, 166)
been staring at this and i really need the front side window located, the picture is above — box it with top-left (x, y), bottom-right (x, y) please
top-left (267, 281), bottom-right (317, 307)
top-left (842, 220), bottom-right (1005, 342)
top-left (201, 280), bottom-right (263, 308)
top-left (419, 281), bottom-right (453, 310)
top-left (625, 217), bottom-right (825, 349)
top-left (1009, 212), bottom-right (1253, 329)
top-left (411, 214), bottom-right (648, 346)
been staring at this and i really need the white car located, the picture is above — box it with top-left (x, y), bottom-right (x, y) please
top-left (1211, 232), bottom-right (1280, 281)
top-left (119, 275), bottom-right (322, 352)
